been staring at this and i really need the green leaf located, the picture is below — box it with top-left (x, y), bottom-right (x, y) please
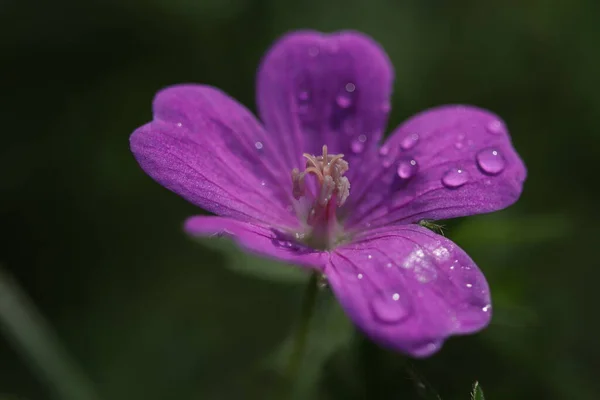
top-left (197, 237), bottom-right (310, 284)
top-left (451, 213), bottom-right (572, 246)
top-left (266, 294), bottom-right (354, 399)
top-left (471, 381), bottom-right (485, 400)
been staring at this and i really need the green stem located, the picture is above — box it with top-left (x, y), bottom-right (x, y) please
top-left (286, 271), bottom-right (319, 394)
top-left (0, 266), bottom-right (101, 400)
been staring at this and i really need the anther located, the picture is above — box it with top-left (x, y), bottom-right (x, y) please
top-left (293, 145), bottom-right (350, 207)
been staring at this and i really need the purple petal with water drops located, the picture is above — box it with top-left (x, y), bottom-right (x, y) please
top-left (130, 85), bottom-right (296, 226)
top-left (185, 216), bottom-right (327, 269)
top-left (326, 224), bottom-right (491, 357)
top-left (256, 30), bottom-right (394, 179)
top-left (346, 105), bottom-right (526, 228)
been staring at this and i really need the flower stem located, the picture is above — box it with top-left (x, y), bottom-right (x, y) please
top-left (286, 271), bottom-right (319, 395)
top-left (0, 266), bottom-right (102, 400)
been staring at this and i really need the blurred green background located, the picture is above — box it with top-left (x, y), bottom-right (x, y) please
top-left (1, 0), bottom-right (599, 399)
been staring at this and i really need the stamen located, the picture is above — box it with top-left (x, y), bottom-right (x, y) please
top-left (291, 168), bottom-right (305, 199)
top-left (290, 145), bottom-right (351, 249)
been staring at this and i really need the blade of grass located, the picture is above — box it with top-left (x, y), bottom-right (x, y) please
top-left (0, 266), bottom-right (101, 400)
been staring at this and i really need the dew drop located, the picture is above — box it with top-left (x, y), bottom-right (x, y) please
top-left (367, 254), bottom-right (373, 260)
top-left (336, 95), bottom-right (352, 108)
top-left (386, 262), bottom-right (393, 268)
top-left (466, 283), bottom-right (473, 288)
top-left (454, 142), bottom-right (464, 150)
top-left (297, 91), bottom-right (310, 115)
top-left (358, 134), bottom-right (367, 143)
top-left (357, 273), bottom-right (364, 280)
top-left (254, 141), bottom-right (263, 150)
top-left (176, 122), bottom-right (183, 127)
top-left (476, 148), bottom-right (505, 175)
top-left (442, 168), bottom-right (469, 188)
top-left (400, 133), bottom-right (419, 150)
top-left (260, 180), bottom-right (266, 187)
top-left (486, 120), bottom-right (505, 135)
top-left (416, 341), bottom-right (439, 355)
top-left (379, 145), bottom-right (389, 156)
top-left (345, 82), bottom-right (356, 92)
top-left (482, 304), bottom-right (491, 312)
top-left (370, 293), bottom-right (408, 323)
top-left (351, 140), bottom-right (365, 153)
top-left (298, 91), bottom-right (309, 101)
top-left (397, 159), bottom-right (418, 180)
top-left (414, 264), bottom-right (437, 283)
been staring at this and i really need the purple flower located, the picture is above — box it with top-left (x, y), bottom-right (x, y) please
top-left (130, 30), bottom-right (526, 357)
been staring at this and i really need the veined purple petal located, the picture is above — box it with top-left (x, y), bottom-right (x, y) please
top-left (347, 105), bottom-right (526, 228)
top-left (256, 30), bottom-right (393, 180)
top-left (130, 85), bottom-right (296, 227)
top-left (184, 216), bottom-right (326, 268)
top-left (326, 224), bottom-right (491, 357)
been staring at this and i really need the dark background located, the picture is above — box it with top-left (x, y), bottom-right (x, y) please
top-left (1, 0), bottom-right (599, 399)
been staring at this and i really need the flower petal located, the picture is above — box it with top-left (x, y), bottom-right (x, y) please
top-left (184, 216), bottom-right (326, 268)
top-left (326, 225), bottom-right (491, 357)
top-left (130, 85), bottom-right (296, 227)
top-left (256, 30), bottom-right (393, 175)
top-left (347, 105), bottom-right (527, 228)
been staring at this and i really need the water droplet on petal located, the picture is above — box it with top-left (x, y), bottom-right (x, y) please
top-left (397, 159), bottom-right (418, 179)
top-left (482, 304), bottom-right (491, 312)
top-left (454, 141), bottom-right (464, 150)
top-left (415, 341), bottom-right (439, 355)
top-left (370, 293), bottom-right (409, 323)
top-left (298, 91), bottom-right (309, 101)
top-left (254, 141), bottom-right (263, 150)
top-left (358, 134), bottom-right (367, 143)
top-left (260, 180), bottom-right (266, 187)
top-left (442, 168), bottom-right (469, 188)
top-left (357, 273), bottom-right (364, 280)
top-left (176, 122), bottom-right (183, 127)
top-left (379, 145), bottom-right (389, 156)
top-left (297, 91), bottom-right (310, 115)
top-left (400, 133), bottom-right (419, 150)
top-left (414, 263), bottom-right (437, 283)
top-left (345, 82), bottom-right (356, 92)
top-left (351, 140), bottom-right (364, 153)
top-left (336, 95), bottom-right (352, 108)
top-left (486, 120), bottom-right (505, 135)
top-left (476, 148), bottom-right (505, 175)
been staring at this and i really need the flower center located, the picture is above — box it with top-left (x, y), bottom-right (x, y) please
top-left (291, 145), bottom-right (350, 250)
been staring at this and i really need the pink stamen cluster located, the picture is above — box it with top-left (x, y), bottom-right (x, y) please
top-left (291, 145), bottom-right (350, 207)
